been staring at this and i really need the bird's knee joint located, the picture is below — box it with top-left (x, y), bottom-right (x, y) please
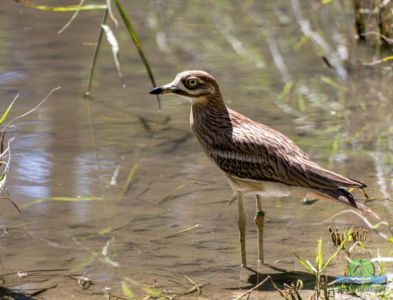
top-left (237, 218), bottom-right (246, 228)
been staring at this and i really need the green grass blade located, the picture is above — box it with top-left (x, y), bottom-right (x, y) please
top-left (122, 160), bottom-right (140, 195)
top-left (113, 0), bottom-right (161, 109)
top-left (162, 224), bottom-right (200, 239)
top-left (382, 56), bottom-right (393, 62)
top-left (144, 287), bottom-right (164, 297)
top-left (20, 196), bottom-right (104, 209)
top-left (0, 173), bottom-right (6, 188)
top-left (121, 281), bottom-right (136, 300)
top-left (157, 181), bottom-right (197, 204)
top-left (68, 253), bottom-right (99, 274)
top-left (320, 76), bottom-right (345, 90)
top-left (13, 0), bottom-right (106, 11)
top-left (294, 252), bottom-right (317, 275)
top-left (322, 227), bottom-right (354, 272)
top-left (316, 238), bottom-right (323, 271)
top-left (0, 94), bottom-right (19, 126)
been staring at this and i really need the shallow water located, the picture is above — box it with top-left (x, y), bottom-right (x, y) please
top-left (0, 1), bottom-right (392, 299)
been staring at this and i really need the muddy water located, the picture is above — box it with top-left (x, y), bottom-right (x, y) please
top-left (0, 1), bottom-right (392, 299)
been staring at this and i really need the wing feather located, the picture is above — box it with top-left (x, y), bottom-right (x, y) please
top-left (209, 112), bottom-right (364, 190)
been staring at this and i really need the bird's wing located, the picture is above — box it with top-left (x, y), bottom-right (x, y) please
top-left (210, 121), bottom-right (364, 190)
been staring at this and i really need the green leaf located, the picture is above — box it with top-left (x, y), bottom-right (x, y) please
top-left (68, 253), bottom-right (99, 274)
top-left (316, 239), bottom-right (323, 271)
top-left (0, 94), bottom-right (18, 125)
top-left (0, 172), bottom-right (6, 183)
top-left (121, 281), bottom-right (136, 300)
top-left (382, 56), bottom-right (393, 62)
top-left (321, 76), bottom-right (345, 90)
top-left (13, 0), bottom-right (106, 11)
top-left (122, 160), bottom-right (140, 195)
top-left (98, 226), bottom-right (113, 235)
top-left (297, 94), bottom-right (306, 112)
top-left (277, 81), bottom-right (293, 100)
top-left (144, 287), bottom-right (164, 296)
top-left (294, 252), bottom-right (316, 275)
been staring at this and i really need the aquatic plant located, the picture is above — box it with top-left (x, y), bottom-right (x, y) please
top-left (270, 278), bottom-right (304, 300)
top-left (352, 0), bottom-right (393, 45)
top-left (294, 228), bottom-right (354, 299)
top-left (0, 88), bottom-right (59, 213)
top-left (0, 96), bottom-right (18, 197)
top-left (329, 226), bottom-right (368, 255)
top-left (12, 0), bottom-right (160, 107)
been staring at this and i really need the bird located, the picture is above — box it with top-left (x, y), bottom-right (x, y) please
top-left (150, 70), bottom-right (377, 267)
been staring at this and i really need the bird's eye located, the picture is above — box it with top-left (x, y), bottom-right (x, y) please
top-left (185, 78), bottom-right (199, 89)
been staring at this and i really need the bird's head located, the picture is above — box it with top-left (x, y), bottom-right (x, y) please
top-left (150, 70), bottom-right (221, 105)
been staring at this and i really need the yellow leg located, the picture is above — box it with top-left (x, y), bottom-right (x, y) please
top-left (254, 195), bottom-right (265, 264)
top-left (237, 193), bottom-right (247, 267)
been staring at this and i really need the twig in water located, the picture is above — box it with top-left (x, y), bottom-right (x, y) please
top-left (363, 31), bottom-right (393, 44)
top-left (101, 24), bottom-right (126, 88)
top-left (57, 0), bottom-right (86, 34)
top-left (106, 0), bottom-right (118, 27)
top-left (122, 160), bottom-right (140, 195)
top-left (180, 282), bottom-right (208, 297)
top-left (0, 197), bottom-right (22, 215)
top-left (233, 276), bottom-right (269, 300)
top-left (162, 224), bottom-right (200, 239)
top-left (157, 181), bottom-right (198, 204)
top-left (181, 274), bottom-right (207, 296)
top-left (1, 87), bottom-right (60, 134)
top-left (85, 8), bottom-right (108, 97)
top-left (362, 55), bottom-right (393, 66)
top-left (110, 164), bottom-right (121, 186)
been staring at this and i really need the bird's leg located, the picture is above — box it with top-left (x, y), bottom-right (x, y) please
top-left (254, 195), bottom-right (265, 264)
top-left (237, 192), bottom-right (247, 267)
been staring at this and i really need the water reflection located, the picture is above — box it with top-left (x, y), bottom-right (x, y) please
top-left (0, 71), bottom-right (25, 86)
top-left (0, 0), bottom-right (392, 298)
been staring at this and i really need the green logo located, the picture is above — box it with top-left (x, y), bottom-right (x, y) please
top-left (347, 258), bottom-right (375, 276)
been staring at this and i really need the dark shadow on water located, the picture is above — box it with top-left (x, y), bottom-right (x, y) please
top-left (230, 264), bottom-right (335, 291)
top-left (0, 287), bottom-right (35, 300)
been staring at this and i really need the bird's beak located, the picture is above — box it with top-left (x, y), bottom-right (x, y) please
top-left (149, 83), bottom-right (176, 95)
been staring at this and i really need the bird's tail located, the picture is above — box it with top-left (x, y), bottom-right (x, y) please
top-left (314, 188), bottom-right (379, 219)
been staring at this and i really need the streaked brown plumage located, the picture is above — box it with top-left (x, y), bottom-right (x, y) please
top-left (150, 70), bottom-right (376, 267)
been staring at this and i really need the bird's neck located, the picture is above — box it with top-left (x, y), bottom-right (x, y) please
top-left (190, 93), bottom-right (231, 144)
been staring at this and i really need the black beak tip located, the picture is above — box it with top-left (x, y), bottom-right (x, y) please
top-left (150, 87), bottom-right (163, 95)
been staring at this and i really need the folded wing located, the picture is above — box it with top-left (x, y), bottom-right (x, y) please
top-left (210, 118), bottom-right (365, 190)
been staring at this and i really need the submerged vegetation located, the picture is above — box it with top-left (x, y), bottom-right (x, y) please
top-left (0, 96), bottom-right (17, 204)
top-left (12, 0), bottom-right (160, 107)
top-left (353, 0), bottom-right (393, 45)
top-left (0, 89), bottom-right (58, 213)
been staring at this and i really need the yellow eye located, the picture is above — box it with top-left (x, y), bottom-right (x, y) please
top-left (186, 78), bottom-right (199, 89)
